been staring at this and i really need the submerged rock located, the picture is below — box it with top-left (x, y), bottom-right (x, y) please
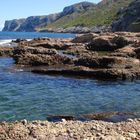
top-left (83, 112), bottom-right (138, 122)
top-left (47, 115), bottom-right (76, 122)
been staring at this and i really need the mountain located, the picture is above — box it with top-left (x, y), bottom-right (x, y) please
top-left (2, 0), bottom-right (133, 32)
top-left (45, 0), bottom-right (133, 30)
top-left (2, 2), bottom-right (95, 32)
top-left (112, 0), bottom-right (140, 32)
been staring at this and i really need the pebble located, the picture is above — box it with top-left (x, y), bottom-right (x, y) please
top-left (127, 118), bottom-right (134, 122)
top-left (21, 119), bottom-right (27, 125)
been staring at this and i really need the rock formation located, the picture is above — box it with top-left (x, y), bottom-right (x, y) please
top-left (2, 0), bottom-right (133, 32)
top-left (5, 32), bottom-right (139, 81)
top-left (2, 2), bottom-right (94, 32)
top-left (112, 0), bottom-right (140, 32)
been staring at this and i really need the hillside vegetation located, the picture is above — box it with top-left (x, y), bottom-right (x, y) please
top-left (3, 0), bottom-right (134, 32)
top-left (40, 0), bottom-right (133, 30)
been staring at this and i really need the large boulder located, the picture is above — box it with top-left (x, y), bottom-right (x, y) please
top-left (87, 35), bottom-right (133, 51)
top-left (72, 33), bottom-right (99, 43)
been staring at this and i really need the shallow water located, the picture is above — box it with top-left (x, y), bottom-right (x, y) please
top-left (0, 58), bottom-right (140, 122)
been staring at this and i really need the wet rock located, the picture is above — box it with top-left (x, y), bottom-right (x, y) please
top-left (47, 115), bottom-right (76, 121)
top-left (12, 38), bottom-right (27, 43)
top-left (84, 112), bottom-right (137, 122)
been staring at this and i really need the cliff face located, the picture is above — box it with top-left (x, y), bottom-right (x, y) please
top-left (3, 19), bottom-right (26, 31)
top-left (2, 14), bottom-right (61, 32)
top-left (2, 2), bottom-right (94, 32)
top-left (112, 0), bottom-right (140, 32)
top-left (3, 0), bottom-right (136, 32)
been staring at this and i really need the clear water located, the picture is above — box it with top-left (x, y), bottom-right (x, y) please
top-left (0, 31), bottom-right (75, 40)
top-left (0, 32), bottom-right (140, 122)
top-left (0, 58), bottom-right (140, 121)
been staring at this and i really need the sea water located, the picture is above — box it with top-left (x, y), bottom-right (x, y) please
top-left (0, 32), bottom-right (140, 122)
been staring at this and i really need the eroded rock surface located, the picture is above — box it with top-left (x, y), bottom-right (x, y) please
top-left (10, 32), bottom-right (140, 80)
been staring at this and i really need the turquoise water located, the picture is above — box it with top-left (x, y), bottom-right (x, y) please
top-left (0, 58), bottom-right (140, 121)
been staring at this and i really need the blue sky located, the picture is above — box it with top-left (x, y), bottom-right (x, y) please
top-left (0, 0), bottom-right (101, 29)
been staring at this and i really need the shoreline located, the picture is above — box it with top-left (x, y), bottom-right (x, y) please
top-left (0, 118), bottom-right (140, 139)
top-left (0, 32), bottom-right (140, 139)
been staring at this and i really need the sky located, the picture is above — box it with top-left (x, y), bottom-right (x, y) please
top-left (0, 0), bottom-right (101, 29)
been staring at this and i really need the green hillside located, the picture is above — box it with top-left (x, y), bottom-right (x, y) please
top-left (39, 0), bottom-right (133, 30)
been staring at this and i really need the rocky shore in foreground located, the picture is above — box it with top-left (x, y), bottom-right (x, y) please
top-left (0, 119), bottom-right (140, 140)
top-left (1, 32), bottom-right (140, 81)
top-left (0, 32), bottom-right (140, 139)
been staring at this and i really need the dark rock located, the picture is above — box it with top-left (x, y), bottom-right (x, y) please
top-left (112, 0), bottom-right (140, 32)
top-left (12, 39), bottom-right (27, 43)
top-left (83, 112), bottom-right (137, 122)
top-left (47, 115), bottom-right (76, 122)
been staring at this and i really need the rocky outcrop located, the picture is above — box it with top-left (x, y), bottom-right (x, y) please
top-left (112, 0), bottom-right (140, 32)
top-left (2, 2), bottom-right (94, 32)
top-left (87, 34), bottom-right (134, 51)
top-left (10, 32), bottom-right (140, 81)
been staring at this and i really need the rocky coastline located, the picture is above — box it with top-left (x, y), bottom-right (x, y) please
top-left (0, 32), bottom-right (140, 139)
top-left (39, 25), bottom-right (111, 34)
top-left (2, 31), bottom-right (139, 81)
